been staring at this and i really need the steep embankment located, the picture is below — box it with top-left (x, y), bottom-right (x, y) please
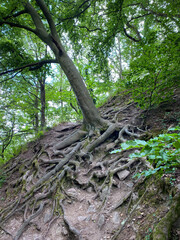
top-left (0, 92), bottom-right (180, 240)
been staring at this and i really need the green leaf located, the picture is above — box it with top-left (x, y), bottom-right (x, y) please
top-left (173, 141), bottom-right (180, 149)
top-left (121, 139), bottom-right (147, 150)
top-left (110, 149), bottom-right (121, 154)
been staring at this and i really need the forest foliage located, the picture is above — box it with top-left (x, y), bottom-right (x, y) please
top-left (111, 126), bottom-right (180, 178)
top-left (0, 0), bottom-right (179, 163)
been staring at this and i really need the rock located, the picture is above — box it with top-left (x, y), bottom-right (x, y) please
top-left (100, 186), bottom-right (109, 201)
top-left (117, 170), bottom-right (130, 180)
top-left (87, 204), bottom-right (96, 213)
top-left (98, 214), bottom-right (105, 229)
top-left (78, 216), bottom-right (87, 221)
top-left (176, 184), bottom-right (180, 191)
top-left (132, 193), bottom-right (138, 201)
top-left (87, 187), bottom-right (93, 193)
top-left (67, 188), bottom-right (78, 198)
top-left (44, 210), bottom-right (52, 223)
top-left (130, 235), bottom-right (136, 240)
top-left (112, 211), bottom-right (120, 224)
top-left (106, 143), bottom-right (115, 151)
top-left (125, 181), bottom-right (134, 188)
top-left (62, 227), bottom-right (68, 236)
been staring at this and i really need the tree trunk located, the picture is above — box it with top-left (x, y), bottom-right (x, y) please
top-left (34, 83), bottom-right (39, 132)
top-left (117, 36), bottom-right (123, 80)
top-left (39, 77), bottom-right (46, 129)
top-left (56, 52), bottom-right (104, 128)
top-left (24, 0), bottom-right (107, 129)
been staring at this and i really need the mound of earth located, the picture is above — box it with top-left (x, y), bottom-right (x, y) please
top-left (0, 93), bottom-right (180, 240)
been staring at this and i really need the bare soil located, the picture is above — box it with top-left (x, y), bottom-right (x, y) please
top-left (0, 92), bottom-right (180, 240)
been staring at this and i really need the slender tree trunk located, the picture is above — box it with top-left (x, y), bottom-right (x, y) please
top-left (39, 77), bottom-right (46, 129)
top-left (34, 82), bottom-right (39, 132)
top-left (117, 36), bottom-right (123, 80)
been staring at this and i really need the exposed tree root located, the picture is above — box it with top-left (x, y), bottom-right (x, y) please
top-left (14, 202), bottom-right (46, 240)
top-left (0, 226), bottom-right (13, 239)
top-left (0, 115), bottom-right (153, 240)
top-left (54, 130), bottom-right (87, 150)
top-left (81, 123), bottom-right (118, 155)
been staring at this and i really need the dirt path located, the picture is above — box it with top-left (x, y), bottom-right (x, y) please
top-left (0, 94), bottom-right (180, 240)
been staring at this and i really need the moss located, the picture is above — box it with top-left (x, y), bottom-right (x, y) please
top-left (153, 193), bottom-right (180, 240)
top-left (19, 164), bottom-right (26, 175)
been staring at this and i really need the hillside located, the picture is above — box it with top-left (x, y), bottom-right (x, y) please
top-left (0, 92), bottom-right (180, 240)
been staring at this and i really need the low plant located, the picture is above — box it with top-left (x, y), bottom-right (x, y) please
top-left (111, 126), bottom-right (180, 178)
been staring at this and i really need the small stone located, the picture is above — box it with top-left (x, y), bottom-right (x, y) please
top-left (87, 205), bottom-right (96, 213)
top-left (98, 214), bottom-right (105, 229)
top-left (100, 186), bottom-right (109, 201)
top-left (130, 235), bottom-right (136, 240)
top-left (62, 227), bottom-right (68, 236)
top-left (44, 211), bottom-right (52, 223)
top-left (85, 215), bottom-right (91, 222)
top-left (112, 179), bottom-right (118, 186)
top-left (67, 188), bottom-right (78, 198)
top-left (87, 187), bottom-right (93, 193)
top-left (117, 170), bottom-right (130, 180)
top-left (112, 212), bottom-right (120, 224)
top-left (78, 216), bottom-right (87, 221)
top-left (126, 182), bottom-right (134, 188)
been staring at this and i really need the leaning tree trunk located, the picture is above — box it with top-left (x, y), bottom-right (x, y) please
top-left (24, 0), bottom-right (107, 129)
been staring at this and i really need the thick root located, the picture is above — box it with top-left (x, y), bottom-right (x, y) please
top-left (54, 130), bottom-right (87, 150)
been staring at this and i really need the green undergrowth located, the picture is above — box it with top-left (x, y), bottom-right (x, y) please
top-left (111, 126), bottom-right (180, 178)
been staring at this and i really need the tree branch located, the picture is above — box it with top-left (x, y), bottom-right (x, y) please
top-left (140, 3), bottom-right (180, 19)
top-left (126, 21), bottom-right (141, 41)
top-left (123, 28), bottom-right (141, 42)
top-left (60, 1), bottom-right (91, 21)
top-left (129, 13), bottom-right (151, 22)
top-left (35, 0), bottom-right (58, 37)
top-left (0, 59), bottom-right (58, 76)
top-left (0, 71), bottom-right (22, 84)
top-left (3, 10), bottom-right (28, 20)
top-left (22, 1), bottom-right (47, 37)
top-left (78, 25), bottom-right (102, 32)
top-left (24, 1), bottom-right (62, 56)
top-left (0, 20), bottom-right (36, 34)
